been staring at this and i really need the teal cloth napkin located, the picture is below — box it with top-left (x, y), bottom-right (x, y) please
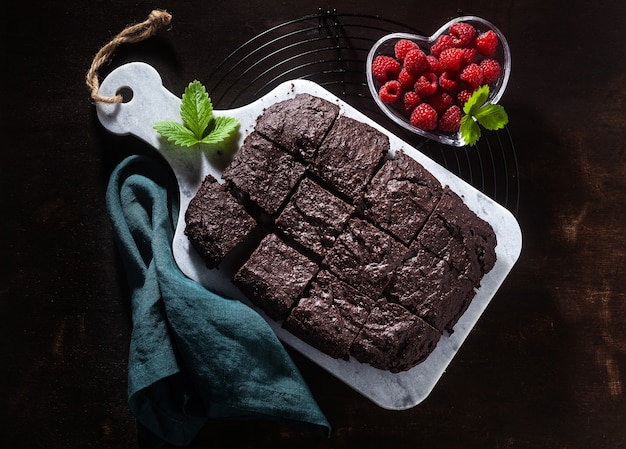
top-left (106, 154), bottom-right (330, 446)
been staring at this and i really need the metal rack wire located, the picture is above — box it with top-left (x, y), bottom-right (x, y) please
top-left (203, 9), bottom-right (519, 216)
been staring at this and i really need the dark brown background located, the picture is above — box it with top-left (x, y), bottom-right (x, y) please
top-left (2, 0), bottom-right (625, 448)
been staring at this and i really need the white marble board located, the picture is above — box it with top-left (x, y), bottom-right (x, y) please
top-left (97, 62), bottom-right (522, 410)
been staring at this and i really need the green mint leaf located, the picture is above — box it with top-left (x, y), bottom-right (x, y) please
top-left (153, 121), bottom-right (200, 147)
top-left (180, 80), bottom-right (213, 140)
top-left (460, 114), bottom-right (481, 146)
top-left (473, 104), bottom-right (509, 130)
top-left (463, 84), bottom-right (490, 116)
top-left (154, 80), bottom-right (239, 149)
top-left (458, 84), bottom-right (509, 146)
top-left (200, 116), bottom-right (239, 145)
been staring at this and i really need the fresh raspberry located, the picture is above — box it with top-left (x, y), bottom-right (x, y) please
top-left (439, 48), bottom-right (465, 71)
top-left (378, 80), bottom-right (403, 103)
top-left (479, 59), bottom-right (501, 84)
top-left (414, 72), bottom-right (438, 97)
top-left (457, 89), bottom-right (473, 107)
top-left (372, 55), bottom-right (401, 84)
top-left (437, 105), bottom-right (462, 132)
top-left (459, 63), bottom-right (484, 90)
top-left (397, 68), bottom-right (416, 90)
top-left (410, 103), bottom-right (438, 130)
top-left (475, 30), bottom-right (498, 56)
top-left (439, 71), bottom-right (460, 93)
top-left (403, 48), bottom-right (428, 76)
top-left (462, 47), bottom-right (477, 65)
top-left (402, 91), bottom-right (421, 114)
top-left (449, 22), bottom-right (476, 47)
top-left (428, 89), bottom-right (455, 114)
top-left (394, 39), bottom-right (420, 62)
top-left (430, 34), bottom-right (453, 57)
top-left (426, 55), bottom-right (445, 75)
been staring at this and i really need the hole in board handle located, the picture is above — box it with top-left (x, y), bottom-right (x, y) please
top-left (116, 86), bottom-right (134, 103)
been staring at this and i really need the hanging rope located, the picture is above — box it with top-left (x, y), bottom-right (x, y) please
top-left (86, 9), bottom-right (172, 103)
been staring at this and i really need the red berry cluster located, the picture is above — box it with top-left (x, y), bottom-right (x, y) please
top-left (372, 22), bottom-right (502, 134)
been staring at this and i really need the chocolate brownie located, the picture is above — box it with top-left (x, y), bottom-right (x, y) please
top-left (184, 173), bottom-right (257, 268)
top-left (324, 218), bottom-right (408, 299)
top-left (221, 132), bottom-right (306, 215)
top-left (276, 177), bottom-right (354, 258)
top-left (255, 93), bottom-right (340, 163)
top-left (386, 245), bottom-right (476, 333)
top-left (233, 234), bottom-right (318, 320)
top-left (364, 150), bottom-right (443, 245)
top-left (349, 301), bottom-right (441, 373)
top-left (311, 115), bottom-right (389, 204)
top-left (184, 93), bottom-right (499, 372)
top-left (417, 187), bottom-right (497, 284)
top-left (284, 270), bottom-right (375, 359)
top-left (435, 187), bottom-right (497, 276)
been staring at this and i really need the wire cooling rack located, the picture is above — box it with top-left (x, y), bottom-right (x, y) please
top-left (203, 9), bottom-right (519, 216)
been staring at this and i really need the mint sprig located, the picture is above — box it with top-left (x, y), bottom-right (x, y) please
top-left (460, 85), bottom-right (508, 146)
top-left (154, 80), bottom-right (239, 148)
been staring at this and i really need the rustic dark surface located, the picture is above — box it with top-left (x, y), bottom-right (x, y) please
top-left (2, 0), bottom-right (625, 448)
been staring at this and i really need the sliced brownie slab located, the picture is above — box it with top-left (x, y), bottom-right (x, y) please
top-left (233, 234), bottom-right (318, 321)
top-left (284, 270), bottom-right (375, 359)
top-left (386, 245), bottom-right (476, 333)
top-left (185, 93), bottom-right (500, 373)
top-left (311, 116), bottom-right (389, 204)
top-left (350, 301), bottom-right (441, 373)
top-left (184, 173), bottom-right (257, 268)
top-left (364, 150), bottom-right (443, 245)
top-left (255, 93), bottom-right (340, 163)
top-left (276, 177), bottom-right (354, 258)
top-left (324, 218), bottom-right (408, 299)
top-left (222, 132), bottom-right (305, 215)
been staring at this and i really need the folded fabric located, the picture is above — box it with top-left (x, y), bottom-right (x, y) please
top-left (106, 154), bottom-right (330, 447)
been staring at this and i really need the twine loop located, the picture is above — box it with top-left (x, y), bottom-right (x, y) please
top-left (86, 9), bottom-right (172, 104)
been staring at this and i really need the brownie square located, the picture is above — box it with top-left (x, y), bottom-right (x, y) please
top-left (233, 234), bottom-right (318, 320)
top-left (417, 212), bottom-right (477, 279)
top-left (434, 187), bottom-right (497, 276)
top-left (222, 132), bottom-right (306, 215)
top-left (255, 93), bottom-right (340, 163)
top-left (284, 270), bottom-right (375, 359)
top-left (184, 173), bottom-right (257, 268)
top-left (324, 218), bottom-right (408, 299)
top-left (364, 150), bottom-right (443, 245)
top-left (386, 245), bottom-right (476, 333)
top-left (311, 116), bottom-right (389, 204)
top-left (417, 187), bottom-right (497, 283)
top-left (350, 301), bottom-right (441, 373)
top-left (276, 177), bottom-right (354, 258)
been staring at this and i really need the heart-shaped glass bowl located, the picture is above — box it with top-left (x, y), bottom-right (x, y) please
top-left (366, 16), bottom-right (511, 147)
